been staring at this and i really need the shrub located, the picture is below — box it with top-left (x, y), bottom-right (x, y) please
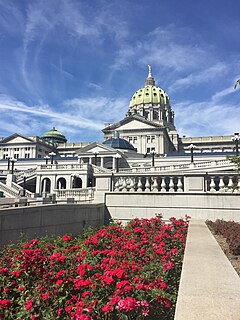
top-left (206, 219), bottom-right (240, 255)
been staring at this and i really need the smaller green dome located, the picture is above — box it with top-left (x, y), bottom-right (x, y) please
top-left (41, 127), bottom-right (67, 144)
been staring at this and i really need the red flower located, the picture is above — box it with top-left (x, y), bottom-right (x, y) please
top-left (0, 300), bottom-right (11, 309)
top-left (102, 304), bottom-right (113, 313)
top-left (62, 235), bottom-right (72, 242)
top-left (25, 299), bottom-right (33, 311)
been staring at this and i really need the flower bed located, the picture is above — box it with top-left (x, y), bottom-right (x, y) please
top-left (206, 220), bottom-right (240, 255)
top-left (0, 215), bottom-right (189, 319)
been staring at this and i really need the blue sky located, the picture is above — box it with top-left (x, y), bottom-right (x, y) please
top-left (0, 0), bottom-right (240, 142)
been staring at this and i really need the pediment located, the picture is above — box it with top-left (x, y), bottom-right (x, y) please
top-left (118, 119), bottom-right (158, 131)
top-left (78, 142), bottom-right (116, 154)
top-left (0, 133), bottom-right (35, 144)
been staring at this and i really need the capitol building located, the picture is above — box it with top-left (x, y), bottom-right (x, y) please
top-left (0, 66), bottom-right (239, 224)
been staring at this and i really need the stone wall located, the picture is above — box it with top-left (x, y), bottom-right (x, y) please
top-left (105, 192), bottom-right (240, 222)
top-left (0, 203), bottom-right (105, 246)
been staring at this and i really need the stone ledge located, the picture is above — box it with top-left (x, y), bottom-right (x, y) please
top-left (174, 220), bottom-right (240, 320)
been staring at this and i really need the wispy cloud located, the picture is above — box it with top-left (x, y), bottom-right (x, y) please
top-left (0, 94), bottom-right (103, 135)
top-left (174, 85), bottom-right (240, 137)
top-left (170, 63), bottom-right (228, 91)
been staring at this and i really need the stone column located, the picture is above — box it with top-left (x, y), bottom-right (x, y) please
top-left (100, 156), bottom-right (104, 168)
top-left (89, 157), bottom-right (92, 164)
top-left (112, 157), bottom-right (116, 170)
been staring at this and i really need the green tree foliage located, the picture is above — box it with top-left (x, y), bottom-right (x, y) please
top-left (234, 79), bottom-right (240, 89)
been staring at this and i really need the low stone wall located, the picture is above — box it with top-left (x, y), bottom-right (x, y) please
top-left (174, 220), bottom-right (240, 319)
top-left (105, 192), bottom-right (240, 222)
top-left (0, 203), bottom-right (105, 246)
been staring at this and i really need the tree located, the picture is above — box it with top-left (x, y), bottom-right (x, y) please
top-left (228, 155), bottom-right (240, 190)
top-left (234, 79), bottom-right (240, 89)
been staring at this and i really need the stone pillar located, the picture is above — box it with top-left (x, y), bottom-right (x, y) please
top-left (112, 157), bottom-right (116, 170)
top-left (43, 179), bottom-right (47, 193)
top-left (89, 157), bottom-right (92, 164)
top-left (35, 175), bottom-right (41, 194)
top-left (100, 156), bottom-right (104, 168)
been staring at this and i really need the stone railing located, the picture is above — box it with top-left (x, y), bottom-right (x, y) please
top-left (54, 188), bottom-right (95, 201)
top-left (15, 168), bottom-right (37, 183)
top-left (119, 159), bottom-right (233, 173)
top-left (112, 173), bottom-right (239, 193)
top-left (40, 163), bottom-right (87, 170)
top-left (205, 174), bottom-right (239, 192)
top-left (11, 182), bottom-right (33, 198)
top-left (91, 164), bottom-right (112, 173)
top-left (0, 181), bottom-right (18, 198)
top-left (113, 175), bottom-right (184, 192)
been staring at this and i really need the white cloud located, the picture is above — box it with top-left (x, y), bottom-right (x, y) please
top-left (170, 63), bottom-right (228, 91)
top-left (0, 95), bottom-right (103, 136)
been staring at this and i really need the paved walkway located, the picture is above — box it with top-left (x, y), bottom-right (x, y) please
top-left (174, 220), bottom-right (240, 320)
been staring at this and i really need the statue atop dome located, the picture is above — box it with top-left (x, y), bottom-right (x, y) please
top-left (145, 65), bottom-right (155, 86)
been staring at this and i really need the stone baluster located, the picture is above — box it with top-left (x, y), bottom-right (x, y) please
top-left (152, 176), bottom-right (159, 192)
top-left (145, 177), bottom-right (151, 192)
top-left (227, 176), bottom-right (233, 192)
top-left (209, 177), bottom-right (216, 192)
top-left (129, 177), bottom-right (135, 192)
top-left (122, 177), bottom-right (128, 192)
top-left (219, 177), bottom-right (225, 193)
top-left (169, 177), bottom-right (175, 192)
top-left (137, 177), bottom-right (143, 192)
top-left (161, 177), bottom-right (166, 193)
top-left (238, 178), bottom-right (240, 193)
top-left (177, 177), bottom-right (183, 192)
top-left (114, 178), bottom-right (120, 192)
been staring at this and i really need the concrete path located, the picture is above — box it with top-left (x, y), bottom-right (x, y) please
top-left (174, 220), bottom-right (240, 320)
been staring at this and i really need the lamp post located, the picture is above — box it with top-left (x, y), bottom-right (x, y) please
top-left (6, 156), bottom-right (11, 170)
top-left (94, 151), bottom-right (99, 166)
top-left (232, 132), bottom-right (240, 156)
top-left (10, 158), bottom-right (17, 174)
top-left (187, 144), bottom-right (197, 163)
top-left (49, 152), bottom-right (56, 165)
top-left (115, 153), bottom-right (121, 173)
top-left (23, 173), bottom-right (26, 197)
top-left (44, 155), bottom-right (50, 165)
top-left (150, 150), bottom-right (156, 167)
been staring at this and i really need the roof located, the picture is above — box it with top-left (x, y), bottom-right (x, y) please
top-left (103, 137), bottom-right (136, 151)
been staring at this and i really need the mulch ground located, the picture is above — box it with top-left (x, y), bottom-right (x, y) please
top-left (212, 233), bottom-right (240, 277)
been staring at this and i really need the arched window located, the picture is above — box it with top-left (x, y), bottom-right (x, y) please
top-left (57, 177), bottom-right (66, 189)
top-left (72, 177), bottom-right (82, 188)
top-left (41, 178), bottom-right (51, 193)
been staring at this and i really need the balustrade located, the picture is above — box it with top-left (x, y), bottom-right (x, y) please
top-left (113, 175), bottom-right (184, 192)
top-left (113, 174), bottom-right (239, 193)
top-left (205, 175), bottom-right (239, 193)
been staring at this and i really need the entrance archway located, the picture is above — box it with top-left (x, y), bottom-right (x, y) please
top-left (72, 177), bottom-right (82, 188)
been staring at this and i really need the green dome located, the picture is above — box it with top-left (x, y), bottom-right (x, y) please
top-left (41, 127), bottom-right (67, 144)
top-left (129, 85), bottom-right (170, 108)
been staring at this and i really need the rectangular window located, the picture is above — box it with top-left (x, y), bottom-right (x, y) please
top-left (147, 136), bottom-right (151, 143)
top-left (25, 147), bottom-right (30, 151)
top-left (14, 148), bottom-right (19, 151)
top-left (151, 136), bottom-right (155, 143)
top-left (38, 154), bottom-right (41, 158)
top-left (3, 148), bottom-right (8, 151)
top-left (133, 137), bottom-right (137, 143)
top-left (147, 147), bottom-right (151, 153)
top-left (14, 154), bottom-right (19, 159)
top-left (25, 154), bottom-right (30, 158)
